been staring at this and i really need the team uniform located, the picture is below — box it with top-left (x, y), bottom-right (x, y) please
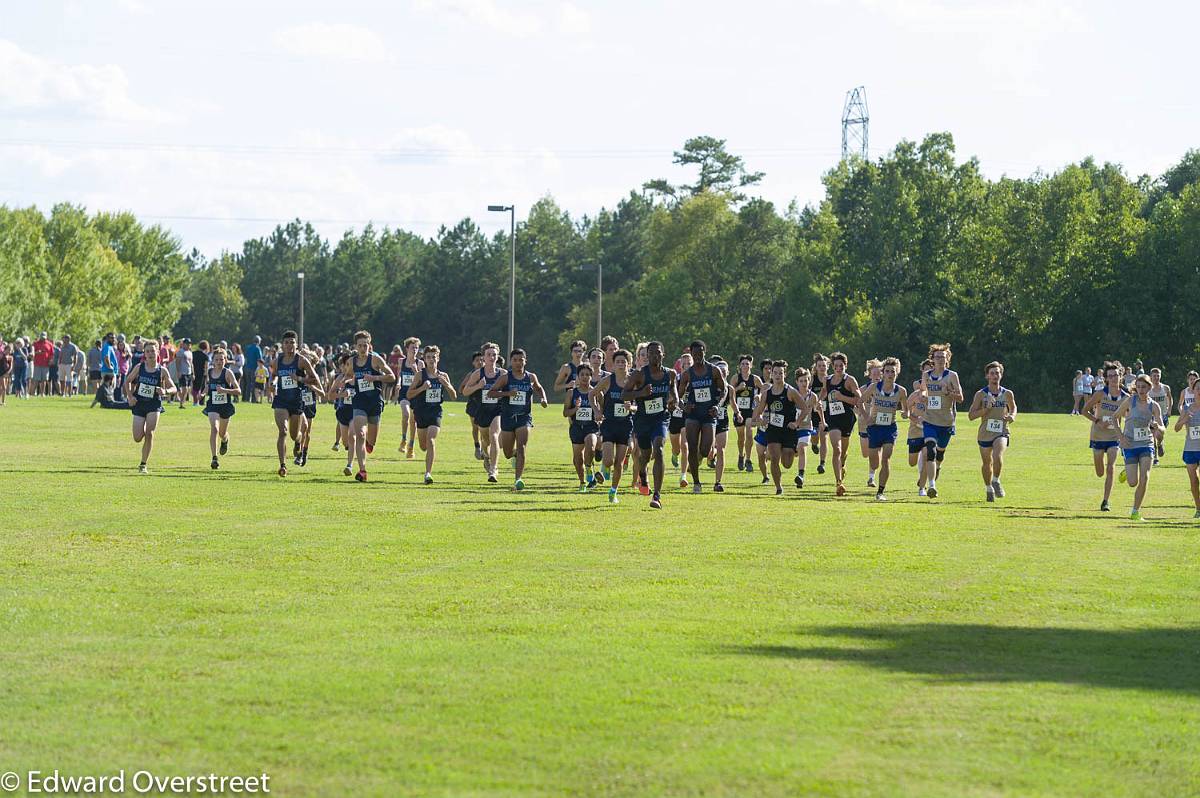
top-left (601, 379), bottom-right (634, 445)
top-left (1088, 390), bottom-right (1124, 452)
top-left (568, 387), bottom-right (600, 445)
top-left (907, 394), bottom-right (927, 455)
top-left (301, 384), bottom-right (318, 420)
top-left (204, 367), bottom-right (236, 419)
top-left (634, 366), bottom-right (672, 451)
top-left (866, 382), bottom-right (902, 450)
top-left (762, 387), bottom-right (798, 449)
top-left (824, 375), bottom-right (857, 438)
top-left (351, 355), bottom-right (385, 421)
top-left (335, 383), bottom-right (356, 428)
top-left (921, 370), bottom-right (957, 449)
top-left (1119, 396), bottom-right (1156, 464)
top-left (501, 372), bottom-right (535, 432)
top-left (130, 365), bottom-right (164, 418)
top-left (473, 367), bottom-right (504, 429)
top-left (1183, 412), bottom-right (1200, 466)
top-left (272, 354), bottom-right (305, 416)
top-left (976, 386), bottom-right (1012, 448)
top-left (412, 369), bottom-right (445, 429)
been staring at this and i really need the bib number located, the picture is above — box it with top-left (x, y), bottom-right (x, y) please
top-left (1189, 426), bottom-right (1200, 441)
top-left (644, 397), bottom-right (664, 414)
top-left (694, 387), bottom-right (711, 403)
top-left (426, 387), bottom-right (442, 403)
top-left (357, 377), bottom-right (373, 392)
top-left (401, 373), bottom-right (413, 386)
top-left (211, 391), bottom-right (228, 406)
top-left (576, 406), bottom-right (593, 422)
top-left (1132, 426), bottom-right (1151, 442)
top-left (827, 400), bottom-right (845, 416)
top-left (302, 390), bottom-right (315, 406)
top-left (513, 390), bottom-right (527, 406)
top-left (1100, 414), bottom-right (1112, 426)
top-left (875, 411), bottom-right (894, 426)
top-left (482, 388), bottom-right (498, 404)
top-left (613, 403), bottom-right (629, 418)
top-left (736, 396), bottom-right (752, 410)
top-left (138, 383), bottom-right (156, 399)
top-left (986, 418), bottom-right (1004, 434)
top-left (769, 412), bottom-right (785, 427)
top-left (280, 376), bottom-right (297, 390)
top-left (927, 395), bottom-right (943, 410)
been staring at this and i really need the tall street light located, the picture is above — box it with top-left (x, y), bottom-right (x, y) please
top-left (488, 204), bottom-right (516, 355)
top-left (579, 262), bottom-right (602, 343)
top-left (296, 271), bottom-right (306, 346)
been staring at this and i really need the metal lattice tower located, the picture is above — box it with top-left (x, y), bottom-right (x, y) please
top-left (841, 86), bottom-right (869, 161)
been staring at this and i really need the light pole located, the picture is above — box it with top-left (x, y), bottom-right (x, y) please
top-left (579, 262), bottom-right (602, 343)
top-left (488, 204), bottom-right (515, 355)
top-left (296, 271), bottom-right (305, 346)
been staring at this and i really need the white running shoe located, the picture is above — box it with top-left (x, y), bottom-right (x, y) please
top-left (992, 479), bottom-right (1005, 498)
top-left (917, 487), bottom-right (927, 497)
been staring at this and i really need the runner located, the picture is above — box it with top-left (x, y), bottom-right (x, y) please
top-left (297, 353), bottom-right (319, 467)
top-left (488, 348), bottom-right (549, 491)
top-left (407, 345), bottom-right (456, 484)
top-left (270, 331), bottom-right (323, 478)
top-left (1112, 374), bottom-right (1164, 520)
top-left (1179, 370), bottom-right (1198, 416)
top-left (858, 359), bottom-right (883, 480)
top-left (1147, 368), bottom-right (1172, 463)
top-left (859, 357), bottom-right (907, 501)
top-left (327, 354), bottom-right (357, 474)
top-left (753, 360), bottom-right (803, 496)
top-left (123, 340), bottom-right (177, 474)
top-left (623, 341), bottom-right (677, 509)
top-left (591, 348), bottom-right (634, 503)
top-left (1082, 361), bottom-right (1125, 512)
top-left (810, 354), bottom-right (830, 473)
top-left (174, 339), bottom-right (194, 409)
top-left (462, 342), bottom-right (506, 483)
top-left (387, 344), bottom-right (404, 404)
top-left (668, 350), bottom-right (692, 486)
top-left (600, 336), bottom-right (619, 374)
top-left (906, 360), bottom-right (932, 496)
top-left (818, 352), bottom-right (861, 497)
top-left (918, 343), bottom-right (963, 499)
top-left (565, 362), bottom-right (601, 490)
top-left (790, 366), bottom-right (823, 489)
top-left (1172, 392), bottom-right (1200, 519)
top-left (397, 337), bottom-right (421, 458)
top-left (202, 347), bottom-right (240, 469)
top-left (677, 341), bottom-right (726, 494)
top-left (552, 340), bottom-right (587, 394)
top-left (710, 359), bottom-right (736, 493)
top-left (752, 357), bottom-right (774, 484)
top-left (347, 330), bottom-right (395, 482)
top-left (1071, 370), bottom-right (1086, 414)
top-left (731, 355), bottom-right (761, 474)
top-left (461, 351), bottom-right (484, 461)
top-left (968, 361), bottom-right (1017, 502)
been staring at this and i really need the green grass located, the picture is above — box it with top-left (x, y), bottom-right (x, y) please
top-left (1, 398), bottom-right (1198, 797)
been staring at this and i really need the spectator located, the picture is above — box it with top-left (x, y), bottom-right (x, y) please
top-left (230, 343), bottom-right (245, 402)
top-left (100, 332), bottom-right (118, 399)
top-left (0, 336), bottom-right (10, 404)
top-left (1082, 366), bottom-right (1095, 395)
top-left (72, 344), bottom-right (85, 396)
top-left (11, 338), bottom-right (29, 398)
top-left (193, 340), bottom-right (210, 405)
top-left (32, 331), bottom-right (54, 396)
top-left (243, 335), bottom-right (263, 402)
top-left (1071, 370), bottom-right (1085, 414)
top-left (175, 339), bottom-right (194, 409)
top-left (58, 334), bottom-right (80, 398)
top-left (87, 339), bottom-right (103, 392)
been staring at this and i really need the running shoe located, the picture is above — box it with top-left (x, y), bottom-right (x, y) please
top-left (406, 446), bottom-right (415, 459)
top-left (836, 484), bottom-right (846, 497)
top-left (927, 485), bottom-right (938, 498)
top-left (638, 479), bottom-right (650, 496)
top-left (365, 442), bottom-right (374, 454)
top-left (586, 475), bottom-right (596, 490)
top-left (1119, 470), bottom-right (1127, 484)
top-left (744, 461), bottom-right (754, 473)
top-left (1130, 509), bottom-right (1142, 521)
top-left (597, 468), bottom-right (607, 484)
top-left (866, 475), bottom-right (875, 488)
top-left (713, 483), bottom-right (724, 493)
top-left (986, 486), bottom-right (995, 502)
top-left (474, 446), bottom-right (483, 460)
top-left (679, 476), bottom-right (688, 489)
top-left (692, 483), bottom-right (701, 494)
top-left (817, 463), bottom-right (826, 475)
top-left (425, 474), bottom-right (434, 485)
top-left (811, 442), bottom-right (818, 455)
top-left (333, 443), bottom-right (341, 452)
top-left (343, 465), bottom-right (353, 476)
top-left (707, 457), bottom-right (716, 470)
top-left (578, 483), bottom-right (588, 493)
top-left (594, 450), bottom-right (603, 463)
top-left (487, 474), bottom-right (498, 483)
top-left (1100, 499), bottom-right (1110, 512)
top-left (737, 456), bottom-right (745, 471)
top-left (219, 438), bottom-right (229, 456)
top-left (761, 476), bottom-right (769, 485)
top-left (917, 487), bottom-right (927, 497)
top-left (775, 486), bottom-right (783, 496)
top-left (278, 466), bottom-right (287, 478)
top-left (514, 478), bottom-right (525, 491)
top-left (608, 488), bottom-right (618, 503)
top-left (293, 440), bottom-right (301, 457)
top-left (300, 450), bottom-right (308, 467)
top-left (671, 453), bottom-right (679, 468)
top-left (211, 456), bottom-right (219, 470)
top-left (876, 493), bottom-right (887, 502)
top-left (1157, 441), bottom-right (1164, 458)
top-left (795, 474), bottom-right (805, 489)
top-left (355, 470), bottom-right (367, 482)
top-left (138, 463), bottom-right (148, 474)
top-left (649, 494), bottom-right (662, 509)
top-left (992, 479), bottom-right (1004, 497)
top-left (294, 454), bottom-right (302, 466)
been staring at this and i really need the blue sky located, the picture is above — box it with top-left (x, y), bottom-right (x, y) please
top-left (1, 0), bottom-right (1195, 254)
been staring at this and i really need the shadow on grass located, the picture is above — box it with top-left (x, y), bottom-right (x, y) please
top-left (723, 624), bottom-right (1200, 694)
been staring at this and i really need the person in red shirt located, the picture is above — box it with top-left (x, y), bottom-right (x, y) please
top-left (32, 332), bottom-right (55, 397)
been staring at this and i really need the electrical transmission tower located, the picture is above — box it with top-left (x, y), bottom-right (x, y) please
top-left (841, 86), bottom-right (869, 161)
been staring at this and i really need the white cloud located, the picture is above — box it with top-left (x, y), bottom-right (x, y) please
top-left (272, 23), bottom-right (391, 62)
top-left (413, 0), bottom-right (591, 37)
top-left (0, 39), bottom-right (172, 124)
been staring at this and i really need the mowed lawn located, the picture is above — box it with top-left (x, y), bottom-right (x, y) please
top-left (1, 398), bottom-right (1198, 797)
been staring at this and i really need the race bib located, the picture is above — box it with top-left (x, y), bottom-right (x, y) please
top-left (302, 390), bottom-right (315, 406)
top-left (357, 377), bottom-right (373, 392)
top-left (576, 406), bottom-right (593, 422)
top-left (401, 373), bottom-right (413, 386)
top-left (736, 396), bottom-right (752, 410)
top-left (769, 412), bottom-right (785, 427)
top-left (1189, 426), bottom-right (1200, 441)
top-left (1132, 426), bottom-right (1151, 442)
top-left (827, 400), bottom-right (845, 416)
top-left (644, 397), bottom-right (664, 414)
top-left (513, 390), bottom-right (527, 406)
top-left (716, 406), bottom-right (727, 420)
top-left (280, 376), bottom-right (297, 390)
top-left (613, 403), bottom-right (629, 418)
top-left (1100, 414), bottom-right (1112, 425)
top-left (875, 411), bottom-right (894, 426)
top-left (426, 387), bottom-right (442, 403)
top-left (345, 386), bottom-right (356, 398)
top-left (211, 391), bottom-right (228, 406)
top-left (671, 405), bottom-right (683, 418)
top-left (986, 418), bottom-right (1004, 434)
top-left (927, 395), bottom-right (943, 410)
top-left (137, 382), bottom-right (156, 398)
top-left (694, 387), bottom-right (712, 403)
top-left (481, 388), bottom-right (499, 404)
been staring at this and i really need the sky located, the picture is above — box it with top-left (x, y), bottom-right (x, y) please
top-left (1, 0), bottom-right (1196, 255)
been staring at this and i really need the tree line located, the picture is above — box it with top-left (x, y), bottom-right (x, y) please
top-left (1, 132), bottom-right (1197, 410)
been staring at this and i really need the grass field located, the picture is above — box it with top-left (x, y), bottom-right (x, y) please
top-left (1, 398), bottom-right (1198, 797)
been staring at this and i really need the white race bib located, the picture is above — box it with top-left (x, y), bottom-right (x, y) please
top-left (875, 411), bottom-right (894, 426)
top-left (671, 405), bottom-right (683, 418)
top-left (1100, 415), bottom-right (1112, 425)
top-left (211, 391), bottom-right (228, 405)
top-left (481, 388), bottom-right (499, 404)
top-left (1189, 426), bottom-right (1200, 441)
top-left (401, 373), bottom-right (413, 386)
top-left (302, 390), bottom-right (315, 406)
top-left (827, 400), bottom-right (845, 416)
top-left (769, 412), bottom-right (785, 427)
top-left (736, 396), bottom-right (752, 410)
top-left (644, 397), bottom-right (664, 414)
top-left (513, 390), bottom-right (527, 405)
top-left (716, 406), bottom-right (727, 420)
top-left (613, 403), bottom-right (629, 418)
top-left (986, 418), bottom-right (1004, 434)
top-left (576, 406), bottom-right (593, 422)
top-left (280, 376), bottom-right (297, 390)
top-left (927, 395), bottom-right (943, 410)
top-left (1132, 426), bottom-right (1151, 442)
top-left (138, 382), bottom-right (156, 398)
top-left (426, 387), bottom-right (442, 403)
top-left (694, 387), bottom-right (712, 403)
top-left (357, 377), bottom-right (373, 392)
